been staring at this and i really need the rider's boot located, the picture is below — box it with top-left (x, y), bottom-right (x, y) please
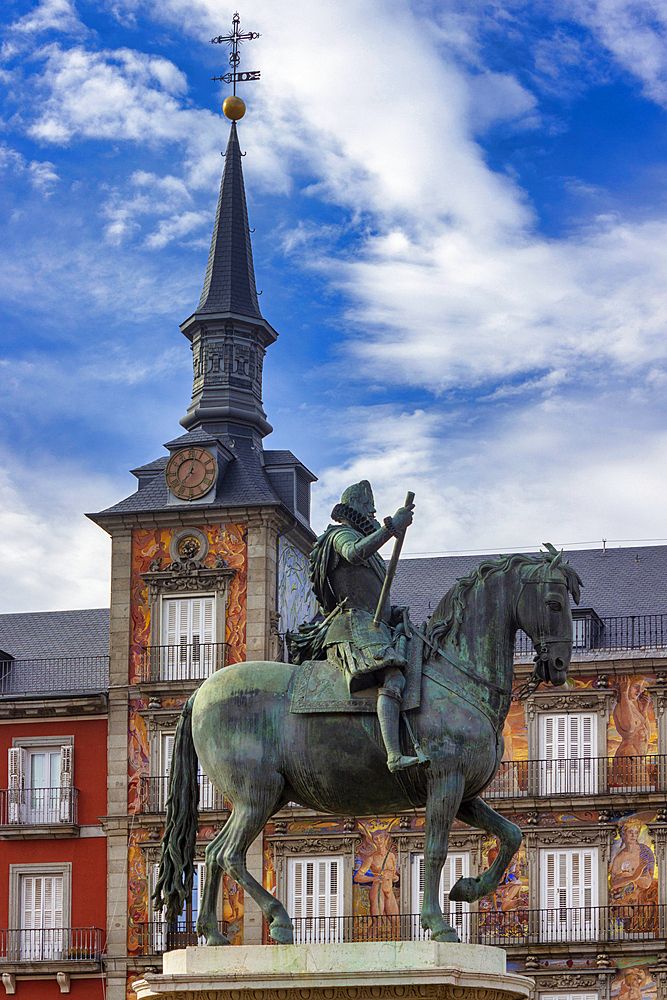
top-left (377, 686), bottom-right (420, 772)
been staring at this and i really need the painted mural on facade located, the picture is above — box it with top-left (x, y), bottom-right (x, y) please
top-left (278, 536), bottom-right (318, 638)
top-left (608, 674), bottom-right (657, 787)
top-left (609, 815), bottom-right (658, 934)
top-left (477, 836), bottom-right (528, 939)
top-left (611, 966), bottom-right (657, 1000)
top-left (129, 522), bottom-right (248, 683)
top-left (353, 819), bottom-right (400, 919)
top-left (126, 523), bottom-right (247, 951)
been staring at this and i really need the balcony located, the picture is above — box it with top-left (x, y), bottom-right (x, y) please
top-left (483, 755), bottom-right (666, 799)
top-left (139, 643), bottom-right (229, 684)
top-left (0, 656), bottom-right (108, 698)
top-left (262, 906), bottom-right (666, 947)
top-left (0, 927), bottom-right (103, 970)
top-left (514, 612), bottom-right (667, 655)
top-left (135, 920), bottom-right (228, 955)
top-left (138, 775), bottom-right (228, 814)
top-left (0, 788), bottom-right (79, 838)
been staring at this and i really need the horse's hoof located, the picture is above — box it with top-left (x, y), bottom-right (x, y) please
top-left (431, 928), bottom-right (459, 943)
top-left (270, 923), bottom-right (294, 945)
top-left (202, 929), bottom-right (231, 946)
top-left (449, 876), bottom-right (480, 903)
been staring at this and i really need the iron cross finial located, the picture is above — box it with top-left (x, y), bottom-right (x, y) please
top-left (211, 12), bottom-right (260, 97)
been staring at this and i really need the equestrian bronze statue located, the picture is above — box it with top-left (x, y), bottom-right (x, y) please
top-left (154, 485), bottom-right (582, 946)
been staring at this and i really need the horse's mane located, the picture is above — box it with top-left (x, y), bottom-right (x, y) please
top-left (426, 545), bottom-right (582, 647)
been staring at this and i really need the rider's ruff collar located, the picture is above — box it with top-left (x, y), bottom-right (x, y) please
top-left (331, 503), bottom-right (377, 537)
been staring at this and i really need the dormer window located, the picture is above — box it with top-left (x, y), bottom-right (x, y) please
top-left (571, 608), bottom-right (603, 650)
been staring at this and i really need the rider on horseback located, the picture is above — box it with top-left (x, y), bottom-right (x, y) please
top-left (306, 480), bottom-right (423, 773)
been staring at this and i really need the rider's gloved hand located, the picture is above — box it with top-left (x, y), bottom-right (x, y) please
top-left (390, 504), bottom-right (414, 534)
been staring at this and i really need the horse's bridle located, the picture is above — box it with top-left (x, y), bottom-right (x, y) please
top-left (512, 568), bottom-right (573, 701)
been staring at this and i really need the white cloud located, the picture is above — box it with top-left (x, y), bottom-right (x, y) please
top-left (0, 142), bottom-right (59, 193)
top-left (9, 0), bottom-right (85, 37)
top-left (560, 0), bottom-right (667, 107)
top-left (28, 45), bottom-right (192, 146)
top-left (0, 452), bottom-right (113, 613)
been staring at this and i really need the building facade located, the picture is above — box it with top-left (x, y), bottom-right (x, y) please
top-left (0, 610), bottom-right (108, 997)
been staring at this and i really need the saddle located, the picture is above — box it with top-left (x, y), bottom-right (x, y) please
top-left (290, 631), bottom-right (423, 714)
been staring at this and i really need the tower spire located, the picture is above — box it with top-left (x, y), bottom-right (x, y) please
top-left (196, 121), bottom-right (262, 318)
top-left (180, 15), bottom-right (276, 444)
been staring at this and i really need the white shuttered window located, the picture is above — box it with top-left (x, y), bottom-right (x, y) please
top-left (20, 874), bottom-right (64, 959)
top-left (411, 852), bottom-right (470, 942)
top-left (162, 596), bottom-right (215, 680)
top-left (289, 857), bottom-right (342, 943)
top-left (542, 994), bottom-right (598, 1000)
top-left (539, 714), bottom-right (597, 795)
top-left (540, 848), bottom-right (598, 942)
top-left (152, 861), bottom-right (207, 949)
top-left (7, 745), bottom-right (72, 825)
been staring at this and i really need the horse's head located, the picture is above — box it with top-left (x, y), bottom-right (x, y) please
top-left (515, 543), bottom-right (582, 687)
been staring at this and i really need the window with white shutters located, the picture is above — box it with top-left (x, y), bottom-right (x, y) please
top-left (162, 596), bottom-right (216, 680)
top-left (158, 731), bottom-right (216, 811)
top-left (160, 733), bottom-right (175, 810)
top-left (7, 744), bottom-right (73, 825)
top-left (288, 857), bottom-right (343, 943)
top-left (540, 848), bottom-right (598, 942)
top-left (20, 874), bottom-right (64, 960)
top-left (539, 714), bottom-right (597, 795)
top-left (542, 994), bottom-right (598, 1000)
top-left (411, 852), bottom-right (470, 942)
top-left (152, 861), bottom-right (207, 950)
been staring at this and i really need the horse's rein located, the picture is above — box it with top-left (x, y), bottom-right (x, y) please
top-left (410, 621), bottom-right (508, 697)
top-left (512, 573), bottom-right (574, 701)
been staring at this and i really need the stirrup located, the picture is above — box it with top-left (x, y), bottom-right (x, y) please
top-left (387, 752), bottom-right (420, 772)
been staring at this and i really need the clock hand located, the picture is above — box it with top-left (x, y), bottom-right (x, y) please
top-left (183, 461), bottom-right (196, 482)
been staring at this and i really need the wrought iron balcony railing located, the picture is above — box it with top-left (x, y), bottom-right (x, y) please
top-left (0, 787), bottom-right (78, 826)
top-left (135, 920), bottom-right (228, 955)
top-left (264, 905), bottom-right (666, 947)
top-left (138, 775), bottom-right (228, 814)
top-left (515, 613), bottom-right (667, 655)
top-left (483, 755), bottom-right (666, 798)
top-left (0, 927), bottom-right (103, 962)
top-left (0, 657), bottom-right (108, 697)
top-left (139, 643), bottom-right (229, 683)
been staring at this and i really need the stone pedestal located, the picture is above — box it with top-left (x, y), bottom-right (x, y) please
top-left (132, 941), bottom-right (533, 1000)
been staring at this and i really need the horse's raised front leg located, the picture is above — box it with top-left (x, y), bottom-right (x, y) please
top-left (421, 771), bottom-right (465, 943)
top-left (449, 796), bottom-right (522, 903)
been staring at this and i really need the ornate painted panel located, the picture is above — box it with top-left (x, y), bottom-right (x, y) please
top-left (278, 536), bottom-right (318, 635)
top-left (611, 965), bottom-right (657, 1000)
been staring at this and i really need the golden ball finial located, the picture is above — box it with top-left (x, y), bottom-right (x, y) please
top-left (223, 95), bottom-right (246, 121)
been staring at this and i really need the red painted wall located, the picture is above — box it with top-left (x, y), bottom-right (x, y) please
top-left (0, 718), bottom-right (107, 825)
top-left (0, 717), bottom-right (107, 931)
top-left (10, 976), bottom-right (105, 997)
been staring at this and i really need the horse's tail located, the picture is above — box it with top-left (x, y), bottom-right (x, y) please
top-left (152, 692), bottom-right (199, 923)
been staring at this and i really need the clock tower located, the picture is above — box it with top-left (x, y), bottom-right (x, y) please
top-left (88, 107), bottom-right (317, 1000)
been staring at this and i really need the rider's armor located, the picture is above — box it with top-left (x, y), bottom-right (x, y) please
top-left (304, 480), bottom-right (424, 772)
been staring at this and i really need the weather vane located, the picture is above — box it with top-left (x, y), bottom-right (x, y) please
top-left (211, 12), bottom-right (260, 122)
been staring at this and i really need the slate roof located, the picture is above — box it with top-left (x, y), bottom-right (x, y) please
top-left (0, 609), bottom-right (109, 697)
top-left (392, 545), bottom-right (667, 626)
top-left (0, 608), bottom-right (110, 659)
top-left (196, 121), bottom-right (262, 319)
top-left (90, 437), bottom-right (282, 519)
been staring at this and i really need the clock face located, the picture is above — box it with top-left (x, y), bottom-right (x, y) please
top-left (165, 447), bottom-right (217, 501)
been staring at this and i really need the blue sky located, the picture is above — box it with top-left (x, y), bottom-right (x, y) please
top-left (3, 0), bottom-right (667, 611)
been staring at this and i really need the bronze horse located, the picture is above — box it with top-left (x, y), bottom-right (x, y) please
top-left (155, 545), bottom-right (581, 944)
